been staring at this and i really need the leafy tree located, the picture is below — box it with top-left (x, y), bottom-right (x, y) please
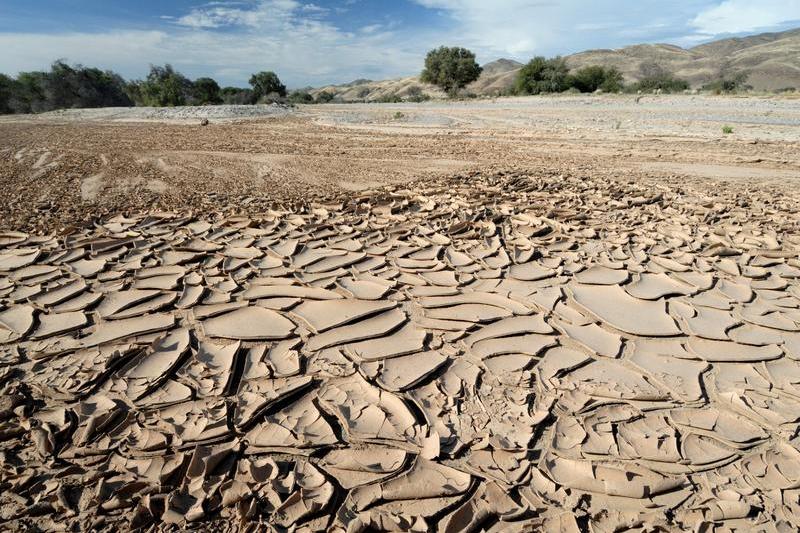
top-left (288, 90), bottom-right (314, 104)
top-left (569, 65), bottom-right (624, 93)
top-left (137, 64), bottom-right (193, 106)
top-left (420, 46), bottom-right (482, 95)
top-left (0, 74), bottom-right (16, 114)
top-left (13, 71), bottom-right (48, 113)
top-left (220, 87), bottom-right (255, 105)
top-left (192, 77), bottom-right (223, 105)
top-left (514, 56), bottom-right (570, 95)
top-left (41, 60), bottom-right (131, 109)
top-left (249, 71), bottom-right (287, 102)
top-left (631, 63), bottom-right (690, 93)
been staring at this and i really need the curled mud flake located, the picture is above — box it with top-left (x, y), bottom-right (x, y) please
top-left (79, 313), bottom-right (175, 348)
top-left (625, 272), bottom-right (696, 300)
top-left (291, 299), bottom-right (397, 333)
top-left (362, 350), bottom-right (449, 391)
top-left (0, 304), bottom-right (36, 343)
top-left (574, 264), bottom-right (629, 285)
top-left (202, 305), bottom-right (295, 340)
top-left (687, 337), bottom-right (783, 362)
top-left (320, 448), bottom-right (407, 489)
top-left (554, 319), bottom-right (622, 358)
top-left (570, 283), bottom-right (681, 336)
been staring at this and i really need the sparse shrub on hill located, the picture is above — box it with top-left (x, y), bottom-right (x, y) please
top-left (375, 93), bottom-right (403, 103)
top-left (631, 63), bottom-right (690, 93)
top-left (703, 71), bottom-right (751, 94)
top-left (315, 91), bottom-right (335, 103)
top-left (420, 46), bottom-right (482, 96)
top-left (249, 71), bottom-right (287, 102)
top-left (405, 85), bottom-right (430, 102)
top-left (569, 65), bottom-right (624, 93)
top-left (192, 77), bottom-right (223, 105)
top-left (288, 90), bottom-right (314, 104)
top-left (514, 56), bottom-right (570, 95)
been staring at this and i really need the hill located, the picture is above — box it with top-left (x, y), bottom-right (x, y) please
top-left (308, 28), bottom-right (800, 101)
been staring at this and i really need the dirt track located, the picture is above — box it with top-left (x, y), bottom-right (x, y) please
top-left (3, 96), bottom-right (800, 532)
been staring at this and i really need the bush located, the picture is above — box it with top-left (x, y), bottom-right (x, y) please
top-left (405, 85), bottom-right (430, 103)
top-left (631, 63), bottom-right (690, 93)
top-left (374, 93), bottom-right (402, 103)
top-left (420, 46), bottom-right (482, 96)
top-left (315, 91), bottom-right (335, 104)
top-left (703, 72), bottom-right (751, 94)
top-left (134, 64), bottom-right (193, 106)
top-left (220, 87), bottom-right (255, 105)
top-left (192, 77), bottom-right (222, 105)
top-left (288, 90), bottom-right (314, 104)
top-left (514, 56), bottom-right (570, 95)
top-left (722, 125), bottom-right (734, 134)
top-left (569, 65), bottom-right (624, 93)
top-left (0, 60), bottom-right (132, 114)
top-left (0, 74), bottom-right (13, 114)
top-left (249, 71), bottom-right (286, 101)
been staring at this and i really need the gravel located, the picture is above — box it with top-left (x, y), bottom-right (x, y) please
top-left (31, 103), bottom-right (295, 122)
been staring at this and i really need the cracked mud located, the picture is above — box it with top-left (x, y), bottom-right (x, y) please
top-left (3, 166), bottom-right (800, 532)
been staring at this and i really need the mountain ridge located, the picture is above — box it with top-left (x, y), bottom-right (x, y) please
top-left (309, 28), bottom-right (800, 101)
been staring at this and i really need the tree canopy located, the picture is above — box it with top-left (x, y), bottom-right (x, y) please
top-left (514, 56), bottom-right (570, 95)
top-left (192, 77), bottom-right (223, 105)
top-left (249, 71), bottom-right (287, 102)
top-left (420, 46), bottom-right (482, 95)
top-left (569, 65), bottom-right (624, 93)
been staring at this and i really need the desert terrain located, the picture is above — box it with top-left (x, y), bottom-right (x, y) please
top-left (310, 28), bottom-right (800, 101)
top-left (2, 95), bottom-right (800, 532)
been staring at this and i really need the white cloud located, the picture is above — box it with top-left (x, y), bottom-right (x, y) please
top-left (691, 0), bottom-right (800, 35)
top-left (175, 0), bottom-right (303, 29)
top-left (410, 0), bottom-right (800, 60)
top-left (0, 0), bottom-right (426, 88)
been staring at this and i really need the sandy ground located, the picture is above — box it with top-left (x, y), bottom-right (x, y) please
top-left (2, 95), bottom-right (800, 531)
top-left (1, 95), bottom-right (799, 233)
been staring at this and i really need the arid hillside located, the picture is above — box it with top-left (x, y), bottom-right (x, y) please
top-left (309, 28), bottom-right (800, 100)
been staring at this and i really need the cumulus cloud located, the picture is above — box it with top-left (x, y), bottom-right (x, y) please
top-left (0, 1), bottom-right (426, 87)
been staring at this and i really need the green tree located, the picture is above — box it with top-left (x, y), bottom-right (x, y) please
top-left (249, 71), bottom-right (287, 101)
top-left (632, 63), bottom-right (690, 93)
top-left (42, 60), bottom-right (131, 109)
top-left (288, 90), bottom-right (314, 104)
top-left (569, 65), bottom-right (624, 93)
top-left (514, 56), bottom-right (570, 95)
top-left (192, 77), bottom-right (223, 105)
top-left (0, 74), bottom-right (15, 114)
top-left (420, 46), bottom-right (482, 95)
top-left (138, 64), bottom-right (193, 107)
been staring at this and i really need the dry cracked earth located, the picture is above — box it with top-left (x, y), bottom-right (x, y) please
top-left (2, 98), bottom-right (800, 532)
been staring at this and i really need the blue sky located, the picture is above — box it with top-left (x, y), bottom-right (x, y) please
top-left (1, 0), bottom-right (799, 87)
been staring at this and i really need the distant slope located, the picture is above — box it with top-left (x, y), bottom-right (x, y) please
top-left (308, 28), bottom-right (800, 100)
